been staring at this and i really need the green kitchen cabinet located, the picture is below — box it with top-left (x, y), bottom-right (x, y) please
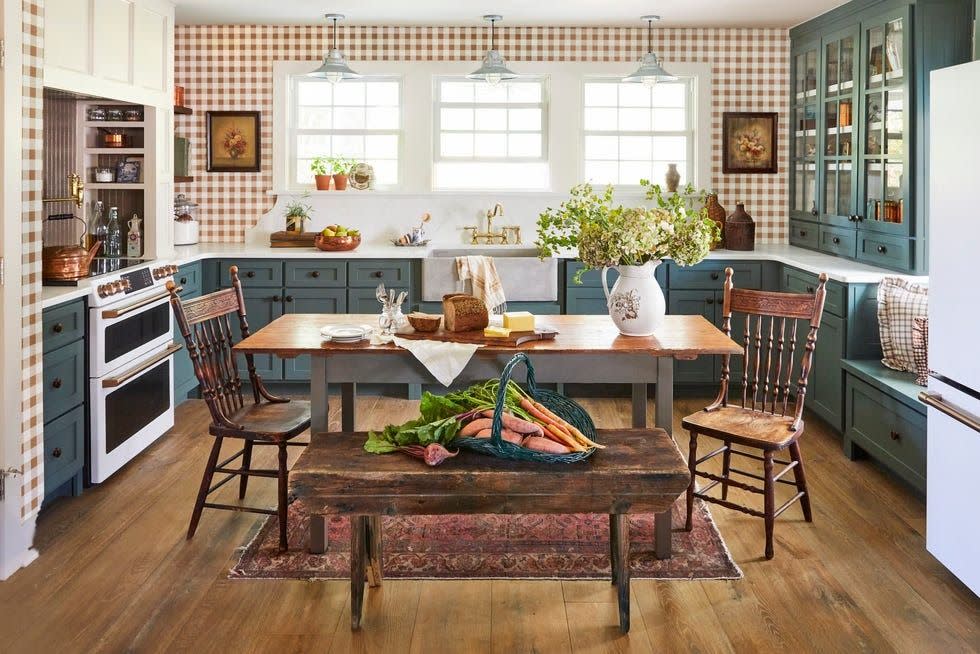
top-left (809, 311), bottom-right (846, 429)
top-left (668, 290), bottom-right (719, 384)
top-left (791, 37), bottom-right (822, 222)
top-left (349, 287), bottom-right (410, 314)
top-left (174, 262), bottom-right (202, 403)
top-left (282, 288), bottom-right (346, 381)
top-left (230, 287), bottom-right (283, 380)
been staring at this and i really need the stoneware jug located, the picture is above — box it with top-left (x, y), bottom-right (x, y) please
top-left (601, 260), bottom-right (666, 336)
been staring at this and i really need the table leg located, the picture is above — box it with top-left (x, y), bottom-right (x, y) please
top-left (350, 515), bottom-right (368, 630)
top-left (609, 513), bottom-right (619, 585)
top-left (612, 513), bottom-right (630, 633)
top-left (365, 515), bottom-right (383, 588)
top-left (309, 515), bottom-right (329, 554)
top-left (631, 384), bottom-right (646, 428)
top-left (654, 357), bottom-right (675, 559)
top-left (310, 357), bottom-right (329, 435)
top-left (341, 382), bottom-right (356, 432)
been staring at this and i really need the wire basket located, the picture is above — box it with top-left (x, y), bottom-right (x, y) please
top-left (455, 353), bottom-right (599, 464)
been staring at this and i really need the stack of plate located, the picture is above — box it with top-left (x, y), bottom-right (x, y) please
top-left (320, 324), bottom-right (373, 343)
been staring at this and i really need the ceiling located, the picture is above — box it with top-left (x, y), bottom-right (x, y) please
top-left (173, 1), bottom-right (850, 29)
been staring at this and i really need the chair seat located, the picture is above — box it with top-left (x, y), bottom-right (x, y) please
top-left (681, 405), bottom-right (803, 450)
top-left (211, 399), bottom-right (311, 441)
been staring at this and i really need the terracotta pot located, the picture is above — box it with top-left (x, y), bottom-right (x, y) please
top-left (314, 174), bottom-right (332, 191)
top-left (665, 164), bottom-right (681, 193)
top-left (332, 174), bottom-right (349, 191)
top-left (704, 193), bottom-right (726, 250)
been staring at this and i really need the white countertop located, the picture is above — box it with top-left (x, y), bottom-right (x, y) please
top-left (41, 241), bottom-right (927, 309)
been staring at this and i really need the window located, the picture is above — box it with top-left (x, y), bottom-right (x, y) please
top-left (582, 79), bottom-right (694, 187)
top-left (433, 77), bottom-right (549, 190)
top-left (289, 76), bottom-right (401, 188)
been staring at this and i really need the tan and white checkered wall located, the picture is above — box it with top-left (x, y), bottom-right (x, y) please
top-left (175, 25), bottom-right (789, 243)
top-left (21, 0), bottom-right (44, 519)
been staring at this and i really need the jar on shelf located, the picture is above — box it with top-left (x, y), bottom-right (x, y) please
top-left (87, 106), bottom-right (107, 121)
top-left (93, 167), bottom-right (114, 183)
top-left (106, 108), bottom-right (124, 121)
top-left (124, 108), bottom-right (143, 121)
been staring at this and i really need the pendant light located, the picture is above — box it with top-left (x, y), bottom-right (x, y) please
top-left (623, 15), bottom-right (677, 86)
top-left (467, 15), bottom-right (518, 86)
top-left (308, 14), bottom-right (361, 83)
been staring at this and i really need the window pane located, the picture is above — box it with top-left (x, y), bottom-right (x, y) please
top-left (619, 161), bottom-right (651, 184)
top-left (584, 160), bottom-right (619, 184)
top-left (332, 134), bottom-right (364, 157)
top-left (508, 133), bottom-right (541, 157)
top-left (441, 133), bottom-right (473, 157)
top-left (366, 107), bottom-right (399, 129)
top-left (475, 108), bottom-right (507, 131)
top-left (584, 83), bottom-right (616, 107)
top-left (366, 82), bottom-right (399, 106)
top-left (297, 107), bottom-right (332, 129)
top-left (474, 132), bottom-right (507, 157)
top-left (365, 134), bottom-right (398, 159)
top-left (585, 135), bottom-right (618, 160)
top-left (652, 83), bottom-right (686, 107)
top-left (508, 108), bottom-right (541, 131)
top-left (652, 108), bottom-right (685, 131)
top-left (297, 81), bottom-right (332, 106)
top-left (620, 136), bottom-right (652, 160)
top-left (652, 136), bottom-right (687, 161)
top-left (371, 159), bottom-right (398, 185)
top-left (334, 107), bottom-right (365, 130)
top-left (333, 82), bottom-right (365, 105)
top-left (441, 108), bottom-right (473, 131)
top-left (584, 107), bottom-right (618, 131)
top-left (474, 83), bottom-right (508, 103)
top-left (441, 81), bottom-right (474, 102)
top-left (433, 161), bottom-right (548, 190)
top-left (618, 84), bottom-right (651, 107)
top-left (295, 160), bottom-right (313, 185)
top-left (619, 108), bottom-right (651, 131)
top-left (508, 83), bottom-right (542, 103)
top-left (297, 134), bottom-right (330, 158)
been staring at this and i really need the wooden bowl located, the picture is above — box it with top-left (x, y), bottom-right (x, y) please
top-left (407, 312), bottom-right (442, 332)
top-left (314, 234), bottom-right (361, 252)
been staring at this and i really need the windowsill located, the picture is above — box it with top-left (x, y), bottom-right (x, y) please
top-left (266, 188), bottom-right (653, 197)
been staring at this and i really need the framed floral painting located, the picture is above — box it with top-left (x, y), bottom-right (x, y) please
top-left (722, 112), bottom-right (777, 174)
top-left (206, 111), bottom-right (261, 172)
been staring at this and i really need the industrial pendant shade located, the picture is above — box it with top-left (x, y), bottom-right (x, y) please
top-left (308, 13), bottom-right (361, 83)
top-left (467, 15), bottom-right (518, 85)
top-left (623, 15), bottom-right (677, 86)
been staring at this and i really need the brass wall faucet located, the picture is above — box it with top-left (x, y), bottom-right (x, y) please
top-left (464, 203), bottom-right (518, 245)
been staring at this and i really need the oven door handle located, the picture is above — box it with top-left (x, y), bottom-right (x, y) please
top-left (102, 342), bottom-right (182, 388)
top-left (919, 391), bottom-right (980, 435)
top-left (101, 290), bottom-right (172, 319)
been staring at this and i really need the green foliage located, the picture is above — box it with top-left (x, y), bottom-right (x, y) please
top-left (310, 156), bottom-right (330, 176)
top-left (284, 195), bottom-right (312, 219)
top-left (328, 156), bottom-right (356, 175)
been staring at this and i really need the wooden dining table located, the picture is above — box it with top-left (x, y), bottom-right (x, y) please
top-left (234, 313), bottom-right (741, 557)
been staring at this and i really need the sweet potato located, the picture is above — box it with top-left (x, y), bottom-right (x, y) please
top-left (479, 410), bottom-right (544, 435)
top-left (474, 428), bottom-right (492, 438)
top-left (459, 418), bottom-right (492, 437)
top-left (469, 427), bottom-right (522, 444)
top-left (522, 436), bottom-right (573, 454)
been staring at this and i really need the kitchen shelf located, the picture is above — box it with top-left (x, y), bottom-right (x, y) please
top-left (86, 182), bottom-right (146, 190)
top-left (83, 148), bottom-right (145, 155)
top-left (174, 176), bottom-right (195, 183)
top-left (84, 121), bottom-right (146, 128)
top-left (174, 105), bottom-right (193, 115)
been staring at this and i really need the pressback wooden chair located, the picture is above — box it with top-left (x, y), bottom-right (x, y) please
top-left (166, 265), bottom-right (310, 551)
top-left (681, 267), bottom-right (827, 559)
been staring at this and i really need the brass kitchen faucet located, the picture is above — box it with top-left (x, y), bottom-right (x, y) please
top-left (463, 203), bottom-right (522, 245)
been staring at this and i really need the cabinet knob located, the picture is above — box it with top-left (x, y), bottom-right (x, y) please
top-left (799, 230), bottom-right (808, 237)
top-left (832, 236), bottom-right (841, 245)
top-left (806, 286), bottom-right (815, 294)
top-left (710, 272), bottom-right (720, 280)
top-left (52, 378), bottom-right (62, 389)
top-left (246, 271), bottom-right (256, 278)
top-left (311, 270), bottom-right (321, 278)
top-left (705, 298), bottom-right (715, 305)
top-left (889, 430), bottom-right (901, 441)
top-left (51, 447), bottom-right (62, 459)
top-left (855, 215), bottom-right (864, 222)
top-left (373, 271), bottom-right (384, 278)
top-left (285, 295), bottom-right (294, 303)
top-left (811, 209), bottom-right (819, 217)
top-left (52, 323), bottom-right (64, 334)
top-left (877, 245), bottom-right (888, 254)
top-left (272, 295), bottom-right (282, 303)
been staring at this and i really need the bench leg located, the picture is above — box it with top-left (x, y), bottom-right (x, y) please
top-left (608, 513), bottom-right (619, 586)
top-left (350, 515), bottom-right (368, 630)
top-left (612, 513), bottom-right (630, 633)
top-left (654, 509), bottom-right (672, 560)
top-left (365, 515), bottom-right (383, 588)
top-left (309, 515), bottom-right (329, 554)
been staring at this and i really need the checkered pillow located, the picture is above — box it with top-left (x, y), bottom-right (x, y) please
top-left (877, 277), bottom-right (929, 373)
top-left (911, 317), bottom-right (929, 386)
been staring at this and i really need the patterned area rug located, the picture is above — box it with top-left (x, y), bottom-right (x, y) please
top-left (230, 499), bottom-right (741, 580)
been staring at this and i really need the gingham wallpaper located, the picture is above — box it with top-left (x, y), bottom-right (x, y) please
top-left (21, 0), bottom-right (44, 518)
top-left (175, 25), bottom-right (790, 243)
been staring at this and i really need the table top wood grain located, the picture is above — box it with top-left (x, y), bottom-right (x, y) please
top-left (234, 314), bottom-right (742, 359)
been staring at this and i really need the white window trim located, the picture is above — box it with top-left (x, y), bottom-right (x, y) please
top-left (271, 60), bottom-right (712, 195)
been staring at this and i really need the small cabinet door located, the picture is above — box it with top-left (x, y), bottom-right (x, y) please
top-left (821, 25), bottom-right (860, 227)
top-left (231, 288), bottom-right (283, 380)
top-left (809, 311), bottom-right (845, 429)
top-left (668, 290), bottom-right (718, 384)
top-left (282, 288), bottom-right (347, 381)
top-left (173, 286), bottom-right (201, 402)
top-left (791, 39), bottom-right (821, 221)
top-left (565, 287), bottom-right (610, 315)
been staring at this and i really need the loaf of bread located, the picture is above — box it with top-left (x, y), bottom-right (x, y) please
top-left (442, 294), bottom-right (489, 332)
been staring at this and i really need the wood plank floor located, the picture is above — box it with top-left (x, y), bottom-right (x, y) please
top-left (2, 395), bottom-right (977, 653)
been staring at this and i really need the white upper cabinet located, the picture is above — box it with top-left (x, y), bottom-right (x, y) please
top-left (44, 0), bottom-right (173, 106)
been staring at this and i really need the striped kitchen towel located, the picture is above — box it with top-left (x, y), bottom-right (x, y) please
top-left (456, 255), bottom-right (507, 314)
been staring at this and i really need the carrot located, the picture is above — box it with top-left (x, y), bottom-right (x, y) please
top-left (545, 424), bottom-right (585, 451)
top-left (520, 397), bottom-right (554, 424)
top-left (522, 436), bottom-right (573, 454)
top-left (531, 400), bottom-right (606, 449)
top-left (459, 418), bottom-right (492, 437)
top-left (480, 410), bottom-right (543, 436)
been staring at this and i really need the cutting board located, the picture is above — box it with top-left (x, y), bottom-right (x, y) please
top-left (397, 327), bottom-right (558, 346)
top-left (270, 231), bottom-right (316, 248)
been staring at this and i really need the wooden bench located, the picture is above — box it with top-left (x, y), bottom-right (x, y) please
top-left (290, 429), bottom-right (689, 633)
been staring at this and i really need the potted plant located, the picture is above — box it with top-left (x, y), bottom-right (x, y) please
top-left (311, 156), bottom-right (332, 190)
top-left (329, 156), bottom-right (355, 191)
top-left (284, 196), bottom-right (313, 233)
top-left (536, 180), bottom-right (720, 336)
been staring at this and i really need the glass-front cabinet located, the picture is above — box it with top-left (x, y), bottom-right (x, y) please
top-left (821, 26), bottom-right (859, 227)
top-left (790, 40), bottom-right (820, 221)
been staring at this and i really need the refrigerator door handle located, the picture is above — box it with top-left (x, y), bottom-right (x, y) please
top-left (919, 392), bottom-right (980, 435)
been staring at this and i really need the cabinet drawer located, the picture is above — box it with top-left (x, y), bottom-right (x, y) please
top-left (176, 261), bottom-right (202, 296)
top-left (818, 226), bottom-right (857, 258)
top-left (565, 287), bottom-right (610, 315)
top-left (43, 339), bottom-right (85, 424)
top-left (782, 267), bottom-right (846, 317)
top-left (669, 261), bottom-right (762, 290)
top-left (845, 375), bottom-right (926, 488)
top-left (348, 260), bottom-right (411, 287)
top-left (218, 260), bottom-right (282, 287)
top-left (788, 219), bottom-right (819, 249)
top-left (857, 232), bottom-right (912, 271)
top-left (42, 299), bottom-right (85, 353)
top-left (284, 260), bottom-right (347, 287)
top-left (44, 405), bottom-right (85, 489)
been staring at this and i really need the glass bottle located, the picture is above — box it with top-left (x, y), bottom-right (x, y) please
top-left (91, 200), bottom-right (108, 253)
top-left (106, 206), bottom-right (122, 257)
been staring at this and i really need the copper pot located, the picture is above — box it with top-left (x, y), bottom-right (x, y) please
top-left (102, 132), bottom-right (129, 148)
top-left (43, 241), bottom-right (103, 281)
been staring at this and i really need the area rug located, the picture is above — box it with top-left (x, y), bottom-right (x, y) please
top-left (230, 499), bottom-right (741, 581)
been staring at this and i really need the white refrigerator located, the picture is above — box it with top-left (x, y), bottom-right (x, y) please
top-left (925, 59), bottom-right (980, 596)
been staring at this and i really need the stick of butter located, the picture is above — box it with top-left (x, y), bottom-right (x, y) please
top-left (483, 326), bottom-right (512, 338)
top-left (502, 311), bottom-right (535, 332)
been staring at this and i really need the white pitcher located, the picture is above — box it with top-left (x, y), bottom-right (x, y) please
top-left (601, 260), bottom-right (666, 336)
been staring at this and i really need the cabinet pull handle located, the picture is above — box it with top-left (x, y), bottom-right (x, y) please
top-left (52, 447), bottom-right (62, 459)
top-left (710, 272), bottom-right (720, 280)
top-left (272, 295), bottom-right (282, 302)
top-left (179, 277), bottom-right (187, 284)
top-left (889, 430), bottom-right (901, 441)
top-left (52, 378), bottom-right (62, 389)
top-left (311, 270), bottom-right (321, 278)
top-left (876, 245), bottom-right (887, 254)
top-left (285, 295), bottom-right (294, 303)
top-left (373, 271), bottom-right (384, 278)
top-left (52, 323), bottom-right (64, 333)
top-left (832, 236), bottom-right (841, 245)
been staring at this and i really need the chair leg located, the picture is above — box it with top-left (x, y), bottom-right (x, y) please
top-left (238, 440), bottom-right (254, 500)
top-left (188, 436), bottom-right (223, 540)
top-left (789, 442), bottom-right (813, 522)
top-left (685, 432), bottom-right (698, 532)
top-left (277, 443), bottom-right (289, 552)
top-left (721, 440), bottom-right (732, 500)
top-left (763, 450), bottom-right (775, 560)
